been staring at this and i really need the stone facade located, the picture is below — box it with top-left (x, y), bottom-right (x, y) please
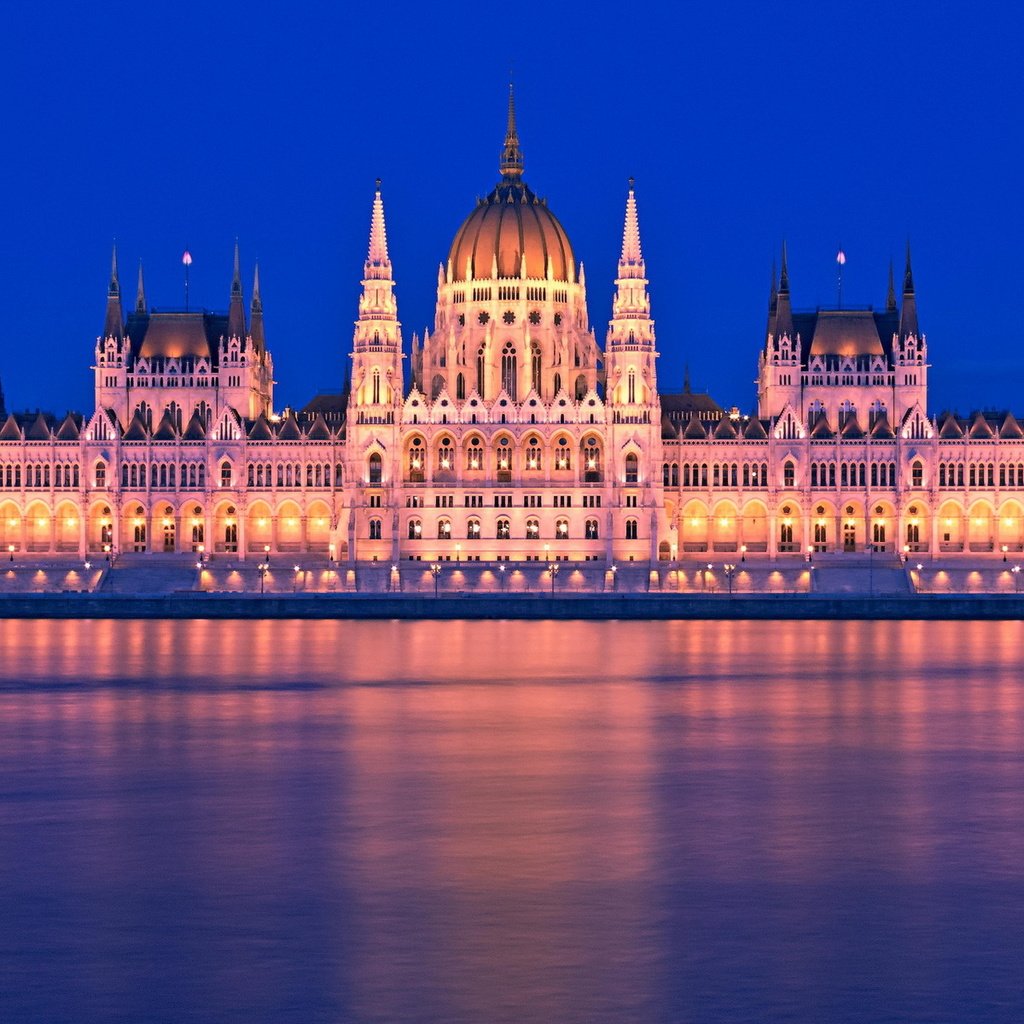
top-left (1, 97), bottom-right (1022, 569)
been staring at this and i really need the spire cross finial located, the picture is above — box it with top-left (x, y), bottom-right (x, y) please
top-left (499, 81), bottom-right (524, 180)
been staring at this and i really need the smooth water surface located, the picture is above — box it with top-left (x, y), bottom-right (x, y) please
top-left (1, 618), bottom-right (1022, 1023)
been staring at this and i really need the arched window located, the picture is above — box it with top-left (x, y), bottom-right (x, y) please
top-left (783, 461), bottom-right (795, 488)
top-left (455, 373), bottom-right (465, 401)
top-left (911, 461), bottom-right (923, 488)
top-left (496, 518), bottom-right (511, 540)
top-left (220, 461), bottom-right (232, 487)
top-left (585, 519), bottom-right (599, 540)
top-left (465, 437), bottom-right (482, 471)
top-left (525, 517), bottom-right (540, 540)
top-left (501, 342), bottom-right (517, 400)
top-left (525, 437), bottom-right (541, 471)
top-left (408, 518), bottom-right (422, 540)
top-left (368, 518), bottom-right (382, 540)
top-left (531, 343), bottom-right (542, 395)
top-left (372, 369), bottom-right (381, 404)
top-left (625, 519), bottom-right (638, 540)
top-left (95, 461), bottom-right (106, 488)
top-left (467, 518), bottom-right (481, 541)
top-left (583, 438), bottom-right (602, 482)
top-left (476, 346), bottom-right (486, 397)
top-left (368, 452), bottom-right (382, 484)
top-left (555, 518), bottom-right (569, 540)
top-left (625, 453), bottom-right (639, 484)
top-left (437, 438), bottom-right (454, 471)
top-left (627, 368), bottom-right (636, 404)
top-left (496, 437), bottom-right (512, 482)
top-left (408, 438), bottom-right (424, 481)
top-left (437, 518), bottom-right (451, 539)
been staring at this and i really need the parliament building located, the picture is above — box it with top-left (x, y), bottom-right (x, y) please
top-left (0, 93), bottom-right (1020, 571)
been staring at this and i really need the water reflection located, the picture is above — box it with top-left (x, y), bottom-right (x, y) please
top-left (1, 619), bottom-right (1023, 1022)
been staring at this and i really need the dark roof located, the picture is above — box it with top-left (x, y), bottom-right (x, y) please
top-left (660, 390), bottom-right (725, 423)
top-left (792, 306), bottom-right (899, 366)
top-left (126, 310), bottom-right (229, 365)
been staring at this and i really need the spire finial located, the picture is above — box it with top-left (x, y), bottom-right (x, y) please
top-left (779, 241), bottom-right (790, 294)
top-left (136, 260), bottom-right (146, 314)
top-left (499, 81), bottom-right (524, 180)
top-left (619, 179), bottom-right (643, 265)
top-left (368, 181), bottom-right (390, 266)
top-left (251, 261), bottom-right (262, 312)
top-left (232, 239), bottom-right (242, 295)
top-left (887, 259), bottom-right (897, 311)
top-left (109, 241), bottom-right (119, 297)
top-left (769, 260), bottom-right (778, 312)
top-left (903, 239), bottom-right (914, 294)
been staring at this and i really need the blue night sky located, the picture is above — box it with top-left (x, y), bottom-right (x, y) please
top-left (1, 1), bottom-right (1021, 419)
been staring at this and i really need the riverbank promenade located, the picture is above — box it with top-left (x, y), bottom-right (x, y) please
top-left (1, 553), bottom-right (1024, 619)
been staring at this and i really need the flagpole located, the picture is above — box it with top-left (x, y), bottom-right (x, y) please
top-left (183, 248), bottom-right (192, 311)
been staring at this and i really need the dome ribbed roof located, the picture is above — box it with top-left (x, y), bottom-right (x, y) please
top-left (447, 181), bottom-right (574, 282)
top-left (446, 85), bottom-right (575, 283)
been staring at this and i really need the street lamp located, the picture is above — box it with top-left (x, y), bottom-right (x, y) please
top-left (455, 542), bottom-right (461, 565)
top-left (1003, 544), bottom-right (1009, 562)
top-left (1013, 565), bottom-right (1021, 593)
top-left (610, 563), bottom-right (617, 591)
top-left (723, 562), bottom-right (736, 595)
top-left (263, 543), bottom-right (271, 566)
top-left (430, 562), bottom-right (441, 597)
top-left (548, 560), bottom-right (560, 595)
top-left (740, 544), bottom-right (747, 563)
top-left (7, 544), bottom-right (13, 562)
top-left (258, 561), bottom-right (269, 594)
top-left (806, 544), bottom-right (814, 563)
top-left (902, 544), bottom-right (910, 564)
top-left (293, 565), bottom-right (302, 592)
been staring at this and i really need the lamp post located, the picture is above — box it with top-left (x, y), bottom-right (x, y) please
top-left (548, 560), bottom-right (559, 595)
top-left (1013, 565), bottom-right (1021, 593)
top-left (455, 542), bottom-right (461, 566)
top-left (723, 562), bottom-right (736, 596)
top-left (499, 563), bottom-right (506, 592)
top-left (902, 544), bottom-right (910, 565)
top-left (264, 543), bottom-right (271, 566)
top-left (704, 562), bottom-right (713, 591)
top-left (7, 544), bottom-right (13, 562)
top-left (293, 565), bottom-right (302, 592)
top-left (430, 562), bottom-right (441, 597)
top-left (806, 544), bottom-right (814, 564)
top-left (1003, 544), bottom-right (1009, 563)
top-left (740, 543), bottom-right (747, 563)
top-left (256, 561), bottom-right (269, 594)
top-left (610, 563), bottom-right (617, 591)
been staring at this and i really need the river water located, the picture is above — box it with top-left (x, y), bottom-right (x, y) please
top-left (0, 618), bottom-right (1022, 1023)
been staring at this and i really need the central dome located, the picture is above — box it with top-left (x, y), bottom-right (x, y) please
top-left (446, 88), bottom-right (575, 283)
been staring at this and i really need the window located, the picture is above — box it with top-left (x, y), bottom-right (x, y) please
top-left (911, 461), bottom-right (923, 488)
top-left (783, 461), bottom-right (795, 488)
top-left (220, 461), bottom-right (232, 487)
top-left (585, 519), bottom-right (599, 539)
top-left (583, 438), bottom-right (602, 481)
top-left (625, 519), bottom-right (638, 540)
top-left (369, 518), bottom-right (382, 540)
top-left (525, 437), bottom-right (541, 471)
top-left (625, 453), bottom-right (639, 484)
top-left (408, 518), bottom-right (422, 540)
top-left (95, 461), bottom-right (106, 488)
top-left (525, 517), bottom-right (540, 540)
top-left (368, 452), bottom-right (382, 484)
top-left (467, 518), bottom-right (481, 541)
top-left (437, 439), bottom-right (454, 471)
top-left (496, 518), bottom-right (511, 540)
top-left (437, 518), bottom-right (451, 539)
top-left (501, 342), bottom-right (517, 400)
top-left (555, 518), bottom-right (569, 540)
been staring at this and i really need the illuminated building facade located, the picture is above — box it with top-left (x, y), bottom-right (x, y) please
top-left (0, 92), bottom-right (1021, 568)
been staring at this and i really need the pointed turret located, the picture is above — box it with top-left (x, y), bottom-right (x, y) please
top-left (227, 240), bottom-right (246, 338)
top-left (250, 262), bottom-right (265, 351)
top-left (606, 180), bottom-right (657, 404)
top-left (103, 242), bottom-right (123, 338)
top-left (774, 241), bottom-right (793, 338)
top-left (900, 241), bottom-right (918, 338)
top-left (135, 260), bottom-right (147, 314)
top-left (498, 82), bottom-right (524, 181)
top-left (886, 259), bottom-right (897, 311)
top-left (350, 181), bottom-right (403, 407)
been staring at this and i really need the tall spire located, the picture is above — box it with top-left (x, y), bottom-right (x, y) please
top-left (136, 260), bottom-right (147, 314)
top-left (886, 259), bottom-right (897, 311)
top-left (499, 82), bottom-right (524, 180)
top-left (228, 240), bottom-right (246, 338)
top-left (900, 240), bottom-right (919, 338)
top-left (250, 262), bottom-right (265, 351)
top-left (769, 261), bottom-right (778, 313)
top-left (774, 241), bottom-right (793, 338)
top-left (103, 242), bottom-right (123, 338)
top-left (619, 177), bottom-right (642, 268)
top-left (367, 179), bottom-right (390, 272)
